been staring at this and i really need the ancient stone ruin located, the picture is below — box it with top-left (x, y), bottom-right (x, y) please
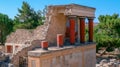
top-left (4, 4), bottom-right (96, 67)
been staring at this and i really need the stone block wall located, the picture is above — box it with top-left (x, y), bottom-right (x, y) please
top-left (6, 29), bottom-right (33, 44)
top-left (28, 44), bottom-right (96, 67)
top-left (6, 22), bottom-right (49, 44)
top-left (0, 46), bottom-right (5, 52)
top-left (46, 13), bottom-right (67, 44)
top-left (11, 40), bottom-right (43, 67)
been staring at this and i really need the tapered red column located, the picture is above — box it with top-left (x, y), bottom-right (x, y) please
top-left (80, 18), bottom-right (85, 43)
top-left (88, 18), bottom-right (94, 42)
top-left (70, 18), bottom-right (75, 44)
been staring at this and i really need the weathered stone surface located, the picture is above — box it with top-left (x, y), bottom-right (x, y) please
top-left (100, 59), bottom-right (108, 65)
top-left (96, 59), bottom-right (120, 67)
top-left (49, 4), bottom-right (96, 17)
top-left (6, 23), bottom-right (49, 44)
top-left (0, 46), bottom-right (5, 53)
top-left (83, 48), bottom-right (96, 67)
top-left (6, 29), bottom-right (33, 44)
top-left (28, 44), bottom-right (96, 67)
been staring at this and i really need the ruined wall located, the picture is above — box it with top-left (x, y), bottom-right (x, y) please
top-left (28, 44), bottom-right (96, 67)
top-left (6, 22), bottom-right (49, 45)
top-left (11, 40), bottom-right (43, 67)
top-left (8, 6), bottom-right (67, 66)
top-left (0, 46), bottom-right (5, 52)
top-left (6, 7), bottom-right (66, 48)
top-left (33, 22), bottom-right (49, 40)
top-left (6, 29), bottom-right (33, 44)
top-left (46, 13), bottom-right (67, 44)
top-left (10, 23), bottom-right (49, 67)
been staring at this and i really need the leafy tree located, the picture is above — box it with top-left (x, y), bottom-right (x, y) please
top-left (0, 13), bottom-right (13, 45)
top-left (95, 14), bottom-right (120, 52)
top-left (14, 1), bottom-right (43, 30)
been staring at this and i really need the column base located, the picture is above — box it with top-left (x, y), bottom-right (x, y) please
top-left (89, 40), bottom-right (93, 42)
top-left (42, 48), bottom-right (48, 50)
top-left (57, 45), bottom-right (63, 48)
top-left (70, 43), bottom-right (75, 45)
top-left (80, 42), bottom-right (85, 44)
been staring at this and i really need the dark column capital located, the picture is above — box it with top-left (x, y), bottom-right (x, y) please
top-left (67, 15), bottom-right (77, 19)
top-left (78, 16), bottom-right (86, 19)
top-left (87, 17), bottom-right (95, 20)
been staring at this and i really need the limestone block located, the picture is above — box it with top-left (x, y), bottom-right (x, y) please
top-left (114, 63), bottom-right (119, 67)
top-left (110, 59), bottom-right (117, 63)
top-left (8, 63), bottom-right (14, 67)
top-left (100, 59), bottom-right (107, 65)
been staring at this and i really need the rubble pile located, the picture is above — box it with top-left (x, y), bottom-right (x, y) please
top-left (96, 59), bottom-right (120, 67)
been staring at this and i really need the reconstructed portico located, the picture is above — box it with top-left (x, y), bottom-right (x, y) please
top-left (48, 4), bottom-right (96, 44)
top-left (37, 4), bottom-right (96, 46)
top-left (28, 4), bottom-right (96, 67)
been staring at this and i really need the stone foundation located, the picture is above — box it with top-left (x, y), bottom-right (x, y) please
top-left (28, 44), bottom-right (96, 67)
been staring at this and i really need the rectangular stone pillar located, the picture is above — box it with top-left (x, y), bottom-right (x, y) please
top-left (88, 18), bottom-right (94, 42)
top-left (80, 18), bottom-right (85, 43)
top-left (70, 18), bottom-right (75, 44)
top-left (41, 41), bottom-right (48, 50)
top-left (57, 34), bottom-right (63, 47)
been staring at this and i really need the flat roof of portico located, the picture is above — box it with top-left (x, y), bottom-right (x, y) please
top-left (48, 3), bottom-right (96, 17)
top-left (48, 3), bottom-right (96, 10)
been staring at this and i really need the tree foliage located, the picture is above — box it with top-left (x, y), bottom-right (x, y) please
top-left (0, 13), bottom-right (13, 45)
top-left (0, 1), bottom-right (47, 45)
top-left (14, 1), bottom-right (43, 30)
top-left (95, 14), bottom-right (120, 51)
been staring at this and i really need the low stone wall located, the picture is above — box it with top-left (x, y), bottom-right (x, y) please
top-left (28, 44), bottom-right (96, 67)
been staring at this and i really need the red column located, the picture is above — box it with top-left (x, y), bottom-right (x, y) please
top-left (80, 18), bottom-right (85, 43)
top-left (70, 18), bottom-right (75, 44)
top-left (88, 18), bottom-right (94, 42)
top-left (57, 34), bottom-right (63, 47)
top-left (41, 41), bottom-right (48, 50)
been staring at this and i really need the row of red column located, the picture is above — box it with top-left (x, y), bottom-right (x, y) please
top-left (69, 17), bottom-right (94, 44)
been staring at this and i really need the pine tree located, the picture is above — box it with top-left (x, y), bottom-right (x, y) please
top-left (95, 14), bottom-right (120, 52)
top-left (14, 1), bottom-right (43, 29)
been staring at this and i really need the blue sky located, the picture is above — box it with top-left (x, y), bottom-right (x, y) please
top-left (0, 0), bottom-right (120, 22)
